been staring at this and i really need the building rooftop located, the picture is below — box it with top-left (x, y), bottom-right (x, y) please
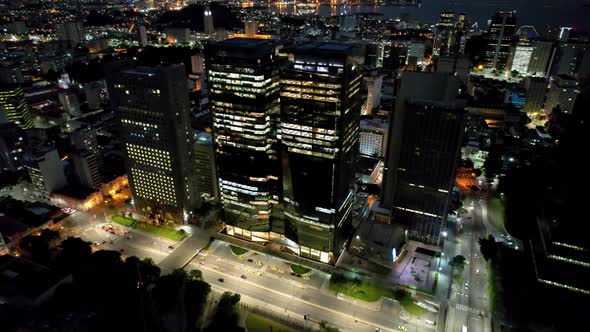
top-left (0, 254), bottom-right (62, 305)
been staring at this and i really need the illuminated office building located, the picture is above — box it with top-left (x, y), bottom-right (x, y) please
top-left (280, 43), bottom-right (363, 263)
top-left (433, 11), bottom-right (457, 56)
top-left (484, 11), bottom-right (517, 71)
top-left (0, 85), bottom-right (33, 129)
top-left (383, 72), bottom-right (465, 244)
top-left (510, 37), bottom-right (534, 74)
top-left (107, 64), bottom-right (198, 224)
top-left (204, 6), bottom-right (214, 34)
top-left (205, 39), bottom-right (282, 242)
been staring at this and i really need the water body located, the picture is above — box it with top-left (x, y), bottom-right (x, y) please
top-left (268, 0), bottom-right (590, 32)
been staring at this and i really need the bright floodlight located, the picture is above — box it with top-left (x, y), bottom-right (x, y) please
top-left (442, 231), bottom-right (448, 237)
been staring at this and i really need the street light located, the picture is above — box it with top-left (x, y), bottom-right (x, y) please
top-left (442, 231), bottom-right (448, 238)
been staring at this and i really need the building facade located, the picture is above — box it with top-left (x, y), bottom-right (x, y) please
top-left (107, 64), bottom-right (198, 224)
top-left (484, 11), bottom-right (517, 71)
top-left (193, 130), bottom-right (219, 203)
top-left (205, 39), bottom-right (282, 241)
top-left (383, 72), bottom-right (465, 244)
top-left (359, 118), bottom-right (389, 158)
top-left (280, 43), bottom-right (363, 262)
top-left (523, 77), bottom-right (548, 113)
top-left (545, 74), bottom-right (579, 114)
top-left (0, 85), bottom-right (33, 129)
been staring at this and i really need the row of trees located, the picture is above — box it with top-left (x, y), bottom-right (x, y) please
top-left (8, 234), bottom-right (246, 332)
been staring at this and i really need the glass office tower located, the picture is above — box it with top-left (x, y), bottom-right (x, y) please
top-left (280, 43), bottom-right (363, 263)
top-left (205, 39), bottom-right (282, 242)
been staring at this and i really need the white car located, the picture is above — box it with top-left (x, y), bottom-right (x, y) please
top-left (476, 269), bottom-right (480, 275)
top-left (464, 283), bottom-right (469, 290)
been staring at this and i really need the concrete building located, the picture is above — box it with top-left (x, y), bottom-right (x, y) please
top-left (359, 118), bottom-right (389, 158)
top-left (545, 74), bottom-right (579, 114)
top-left (68, 125), bottom-right (98, 154)
top-left (137, 25), bottom-right (148, 48)
top-left (528, 40), bottom-right (554, 77)
top-left (553, 43), bottom-right (588, 77)
top-left (71, 150), bottom-right (102, 190)
top-left (523, 77), bottom-right (548, 113)
top-left (510, 38), bottom-right (534, 74)
top-left (58, 92), bottom-right (81, 117)
top-left (363, 73), bottom-right (382, 115)
top-left (204, 6), bottom-right (214, 34)
top-left (26, 148), bottom-right (67, 198)
top-left (0, 123), bottom-right (25, 172)
top-left (436, 55), bottom-right (471, 84)
top-left (0, 67), bottom-right (24, 84)
top-left (56, 22), bottom-right (84, 46)
top-left (165, 28), bottom-right (191, 44)
top-left (107, 64), bottom-right (199, 224)
top-left (383, 72), bottom-right (465, 244)
top-left (0, 85), bottom-right (33, 129)
top-left (406, 40), bottom-right (426, 66)
top-left (193, 130), bottom-right (218, 203)
top-left (484, 11), bottom-right (517, 71)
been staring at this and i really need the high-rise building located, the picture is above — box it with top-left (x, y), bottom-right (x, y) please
top-left (204, 6), bottom-right (214, 34)
top-left (359, 118), bottom-right (389, 158)
top-left (484, 11), bottom-right (517, 71)
top-left (406, 40), bottom-right (426, 66)
top-left (436, 55), bottom-right (471, 84)
top-left (0, 123), bottom-right (25, 172)
top-left (280, 42), bottom-right (363, 262)
top-left (58, 92), bottom-right (81, 117)
top-left (552, 43), bottom-right (588, 77)
top-left (193, 130), bottom-right (219, 203)
top-left (545, 74), bottom-right (579, 114)
top-left (71, 150), bottom-right (102, 190)
top-left (56, 22), bottom-right (84, 46)
top-left (523, 77), bottom-right (548, 113)
top-left (68, 125), bottom-right (98, 154)
top-left (0, 67), bottom-right (24, 84)
top-left (107, 64), bottom-right (198, 224)
top-left (528, 40), bottom-right (554, 77)
top-left (382, 72), bottom-right (465, 244)
top-left (510, 37), bottom-right (534, 74)
top-left (245, 20), bottom-right (257, 38)
top-left (434, 11), bottom-right (457, 56)
top-left (0, 85), bottom-right (33, 129)
top-left (137, 25), bottom-right (148, 48)
top-left (205, 39), bottom-right (282, 241)
top-left (26, 148), bottom-right (67, 199)
top-left (363, 73), bottom-right (382, 115)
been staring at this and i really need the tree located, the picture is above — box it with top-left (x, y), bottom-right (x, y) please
top-left (205, 292), bottom-right (243, 332)
top-left (479, 235), bottom-right (498, 261)
top-left (40, 228), bottom-right (60, 248)
top-left (188, 269), bottom-right (203, 281)
top-left (19, 234), bottom-right (50, 264)
top-left (55, 237), bottom-right (92, 275)
top-left (483, 145), bottom-right (503, 184)
top-left (319, 321), bottom-right (341, 332)
top-left (453, 255), bottom-right (467, 269)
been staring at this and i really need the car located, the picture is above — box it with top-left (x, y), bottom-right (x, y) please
top-left (247, 258), bottom-right (254, 263)
top-left (240, 274), bottom-right (247, 279)
top-left (464, 282), bottom-right (469, 290)
top-left (168, 245), bottom-right (174, 250)
top-left (218, 278), bottom-right (224, 283)
top-left (398, 326), bottom-right (407, 331)
top-left (476, 269), bottom-right (480, 275)
top-left (199, 261), bottom-right (205, 265)
top-left (213, 265), bottom-right (220, 270)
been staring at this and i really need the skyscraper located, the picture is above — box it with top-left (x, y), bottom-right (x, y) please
top-left (545, 74), bottom-right (580, 114)
top-left (383, 72), bottom-right (465, 244)
top-left (280, 43), bottom-right (363, 262)
top-left (484, 11), bottom-right (517, 71)
top-left (523, 77), bottom-right (548, 114)
top-left (528, 40), bottom-right (554, 77)
top-left (0, 123), bottom-right (25, 172)
top-left (56, 22), bottom-right (84, 46)
top-left (510, 37), bottom-right (534, 74)
top-left (107, 64), bottom-right (198, 224)
top-left (204, 6), bottom-right (214, 35)
top-left (205, 39), bottom-right (281, 242)
top-left (0, 85), bottom-right (33, 129)
top-left (434, 11), bottom-right (457, 56)
top-left (137, 25), bottom-right (148, 48)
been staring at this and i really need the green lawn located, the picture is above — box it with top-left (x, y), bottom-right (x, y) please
top-left (329, 273), bottom-right (394, 302)
top-left (488, 197), bottom-right (506, 231)
top-left (134, 222), bottom-right (187, 241)
top-left (245, 313), bottom-right (298, 332)
top-left (112, 215), bottom-right (136, 227)
top-left (230, 245), bottom-right (248, 256)
top-left (289, 264), bottom-right (311, 275)
top-left (394, 289), bottom-right (427, 317)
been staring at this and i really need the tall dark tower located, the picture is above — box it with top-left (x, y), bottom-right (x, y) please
top-left (280, 43), bottom-right (363, 263)
top-left (106, 64), bottom-right (198, 224)
top-left (383, 72), bottom-right (465, 244)
top-left (484, 11), bottom-right (517, 71)
top-left (205, 39), bottom-right (282, 242)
